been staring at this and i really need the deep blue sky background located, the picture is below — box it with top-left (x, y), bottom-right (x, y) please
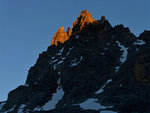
top-left (0, 0), bottom-right (150, 101)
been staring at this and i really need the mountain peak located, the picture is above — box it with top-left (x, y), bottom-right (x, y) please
top-left (51, 26), bottom-right (71, 46)
top-left (1, 9), bottom-right (150, 113)
top-left (51, 10), bottom-right (96, 46)
top-left (72, 9), bottom-right (95, 34)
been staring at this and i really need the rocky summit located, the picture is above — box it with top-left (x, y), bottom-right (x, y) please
top-left (1, 10), bottom-right (150, 113)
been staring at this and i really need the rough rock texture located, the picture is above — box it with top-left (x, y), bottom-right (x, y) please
top-left (72, 9), bottom-right (96, 34)
top-left (51, 26), bottom-right (71, 46)
top-left (1, 10), bottom-right (150, 113)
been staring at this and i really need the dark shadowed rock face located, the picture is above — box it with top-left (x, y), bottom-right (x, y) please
top-left (1, 10), bottom-right (150, 113)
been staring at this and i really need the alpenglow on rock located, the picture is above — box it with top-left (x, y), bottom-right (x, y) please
top-left (51, 26), bottom-right (71, 46)
top-left (72, 9), bottom-right (96, 34)
top-left (1, 9), bottom-right (150, 113)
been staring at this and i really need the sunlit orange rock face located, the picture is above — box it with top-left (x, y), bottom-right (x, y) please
top-left (51, 26), bottom-right (71, 46)
top-left (51, 9), bottom-right (96, 46)
top-left (72, 9), bottom-right (95, 34)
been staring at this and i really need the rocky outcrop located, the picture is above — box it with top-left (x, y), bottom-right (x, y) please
top-left (51, 26), bottom-right (71, 46)
top-left (72, 9), bottom-right (95, 34)
top-left (134, 55), bottom-right (150, 83)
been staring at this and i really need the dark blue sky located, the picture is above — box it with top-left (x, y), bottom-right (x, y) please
top-left (0, 0), bottom-right (150, 101)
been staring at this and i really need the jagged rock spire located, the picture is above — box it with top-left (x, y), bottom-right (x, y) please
top-left (51, 10), bottom-right (106, 46)
top-left (72, 9), bottom-right (95, 34)
top-left (51, 26), bottom-right (71, 46)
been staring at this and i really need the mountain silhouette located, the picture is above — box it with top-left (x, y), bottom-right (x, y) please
top-left (1, 10), bottom-right (150, 113)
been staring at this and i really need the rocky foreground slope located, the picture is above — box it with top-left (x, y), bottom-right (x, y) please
top-left (1, 10), bottom-right (150, 113)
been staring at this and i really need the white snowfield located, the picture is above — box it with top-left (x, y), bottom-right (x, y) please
top-left (71, 56), bottom-right (83, 67)
top-left (134, 40), bottom-right (146, 45)
top-left (95, 79), bottom-right (112, 94)
top-left (79, 98), bottom-right (113, 110)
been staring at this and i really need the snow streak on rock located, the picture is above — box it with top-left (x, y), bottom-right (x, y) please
top-left (66, 47), bottom-right (73, 56)
top-left (75, 80), bottom-right (113, 111)
top-left (71, 56), bottom-right (83, 67)
top-left (4, 105), bottom-right (15, 113)
top-left (0, 102), bottom-right (5, 111)
top-left (95, 79), bottom-right (112, 94)
top-left (21, 84), bottom-right (29, 87)
top-left (115, 41), bottom-right (128, 73)
top-left (18, 104), bottom-right (26, 113)
top-left (41, 88), bottom-right (64, 111)
top-left (115, 66), bottom-right (120, 73)
top-left (79, 98), bottom-right (113, 110)
top-left (53, 57), bottom-right (65, 70)
top-left (100, 111), bottom-right (118, 113)
top-left (56, 47), bottom-right (64, 56)
top-left (75, 35), bottom-right (79, 39)
top-left (50, 47), bottom-right (74, 70)
top-left (134, 40), bottom-right (146, 45)
top-left (116, 41), bottom-right (128, 64)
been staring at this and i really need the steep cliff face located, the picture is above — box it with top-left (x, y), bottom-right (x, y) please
top-left (72, 9), bottom-right (96, 34)
top-left (51, 26), bottom-right (71, 46)
top-left (1, 10), bottom-right (150, 113)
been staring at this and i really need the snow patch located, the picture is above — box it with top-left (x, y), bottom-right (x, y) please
top-left (115, 66), bottom-right (120, 73)
top-left (57, 78), bottom-right (61, 86)
top-left (100, 53), bottom-right (104, 55)
top-left (79, 98), bottom-right (113, 110)
top-left (71, 56), bottom-right (83, 67)
top-left (53, 57), bottom-right (65, 70)
top-left (66, 47), bottom-right (73, 56)
top-left (49, 57), bottom-right (58, 65)
top-left (56, 47), bottom-right (64, 56)
top-left (52, 57), bottom-right (55, 60)
top-left (34, 82), bottom-right (38, 85)
top-left (134, 40), bottom-right (146, 45)
top-left (116, 41), bottom-right (128, 64)
top-left (0, 102), bottom-right (6, 111)
top-left (50, 47), bottom-right (74, 69)
top-left (41, 88), bottom-right (64, 111)
top-left (21, 84), bottom-right (29, 87)
top-left (75, 35), bottom-right (79, 39)
top-left (5, 105), bottom-right (15, 113)
top-left (34, 76), bottom-right (64, 111)
top-left (33, 107), bottom-right (41, 111)
top-left (95, 79), bottom-right (112, 94)
top-left (100, 111), bottom-right (118, 113)
top-left (136, 48), bottom-right (139, 51)
top-left (58, 72), bottom-right (61, 76)
top-left (18, 104), bottom-right (26, 113)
